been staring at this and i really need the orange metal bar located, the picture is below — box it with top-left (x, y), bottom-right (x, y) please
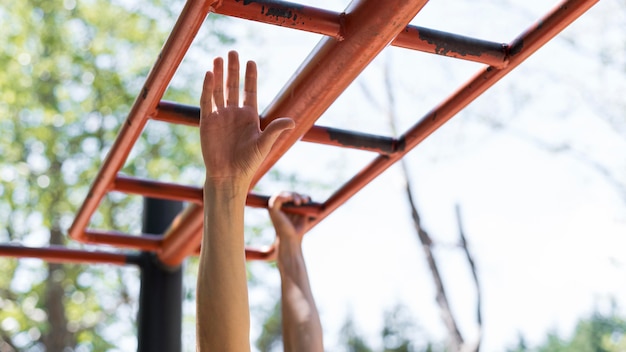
top-left (214, 0), bottom-right (508, 67)
top-left (158, 204), bottom-right (204, 266)
top-left (158, 0), bottom-right (430, 265)
top-left (154, 101), bottom-right (397, 154)
top-left (394, 26), bottom-right (508, 68)
top-left (300, 125), bottom-right (397, 155)
top-left (308, 0), bottom-right (599, 231)
top-left (0, 245), bottom-right (133, 265)
top-left (68, 0), bottom-right (215, 243)
top-left (114, 175), bottom-right (204, 204)
top-left (215, 0), bottom-right (341, 39)
top-left (82, 230), bottom-right (162, 251)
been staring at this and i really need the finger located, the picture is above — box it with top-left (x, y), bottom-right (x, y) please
top-left (258, 117), bottom-right (295, 155)
top-left (294, 193), bottom-right (311, 205)
top-left (268, 191), bottom-right (292, 211)
top-left (213, 57), bottom-right (224, 109)
top-left (243, 60), bottom-right (257, 111)
top-left (292, 193), bottom-right (303, 206)
top-left (200, 72), bottom-right (214, 118)
top-left (226, 51), bottom-right (239, 107)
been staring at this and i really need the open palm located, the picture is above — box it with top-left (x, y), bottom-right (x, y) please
top-left (200, 51), bottom-right (294, 183)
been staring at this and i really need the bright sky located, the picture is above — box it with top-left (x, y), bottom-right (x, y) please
top-left (176, 0), bottom-right (626, 350)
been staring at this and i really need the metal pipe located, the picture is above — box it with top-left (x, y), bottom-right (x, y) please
top-left (213, 0), bottom-right (508, 67)
top-left (68, 0), bottom-right (215, 243)
top-left (393, 26), bottom-right (508, 68)
top-left (214, 0), bottom-right (342, 39)
top-left (82, 230), bottom-right (162, 251)
top-left (114, 175), bottom-right (204, 204)
top-left (0, 245), bottom-right (132, 265)
top-left (158, 204), bottom-right (204, 267)
top-left (138, 198), bottom-right (183, 352)
top-left (301, 125), bottom-right (397, 155)
top-left (155, 101), bottom-right (397, 154)
top-left (310, 0), bottom-right (599, 231)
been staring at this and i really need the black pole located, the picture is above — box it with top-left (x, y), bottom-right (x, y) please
top-left (137, 197), bottom-right (183, 352)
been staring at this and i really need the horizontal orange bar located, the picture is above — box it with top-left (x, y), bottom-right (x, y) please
top-left (114, 175), bottom-right (203, 204)
top-left (154, 101), bottom-right (397, 154)
top-left (82, 230), bottom-right (162, 251)
top-left (214, 0), bottom-right (508, 67)
top-left (0, 244), bottom-right (132, 265)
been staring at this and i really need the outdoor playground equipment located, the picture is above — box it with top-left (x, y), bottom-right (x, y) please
top-left (0, 0), bottom-right (599, 349)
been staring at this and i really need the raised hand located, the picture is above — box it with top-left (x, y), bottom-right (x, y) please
top-left (199, 51), bottom-right (294, 184)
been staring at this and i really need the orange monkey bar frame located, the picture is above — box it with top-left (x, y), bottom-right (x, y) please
top-left (0, 0), bottom-right (598, 266)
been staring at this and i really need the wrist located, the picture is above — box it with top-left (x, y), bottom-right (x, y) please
top-left (203, 178), bottom-right (250, 210)
top-left (278, 236), bottom-right (302, 256)
top-left (277, 238), bottom-right (304, 272)
top-left (204, 176), bottom-right (250, 194)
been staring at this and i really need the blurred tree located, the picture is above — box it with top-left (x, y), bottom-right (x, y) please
top-left (0, 0), bottom-right (229, 350)
top-left (255, 300), bottom-right (283, 352)
top-left (507, 308), bottom-right (626, 352)
top-left (255, 299), bottom-right (440, 352)
top-left (339, 314), bottom-right (375, 352)
top-left (382, 304), bottom-right (418, 352)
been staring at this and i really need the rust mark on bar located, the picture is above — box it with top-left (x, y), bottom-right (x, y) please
top-left (264, 6), bottom-right (293, 19)
top-left (418, 28), bottom-right (487, 57)
top-left (326, 128), bottom-right (395, 155)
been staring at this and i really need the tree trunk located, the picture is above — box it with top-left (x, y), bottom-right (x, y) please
top-left (43, 227), bottom-right (72, 351)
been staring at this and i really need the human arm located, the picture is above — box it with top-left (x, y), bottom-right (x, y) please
top-left (196, 51), bottom-right (294, 352)
top-left (268, 192), bottom-right (324, 352)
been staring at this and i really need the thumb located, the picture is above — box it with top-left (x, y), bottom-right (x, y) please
top-left (258, 117), bottom-right (295, 154)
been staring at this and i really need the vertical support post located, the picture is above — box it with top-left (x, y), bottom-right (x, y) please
top-left (137, 198), bottom-right (183, 352)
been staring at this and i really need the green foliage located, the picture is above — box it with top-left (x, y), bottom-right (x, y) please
top-left (0, 0), bottom-right (230, 349)
top-left (255, 300), bottom-right (283, 352)
top-left (509, 308), bottom-right (626, 352)
top-left (255, 302), bottom-right (437, 352)
top-left (340, 315), bottom-right (375, 352)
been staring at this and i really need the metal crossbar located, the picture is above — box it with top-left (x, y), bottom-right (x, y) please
top-left (0, 0), bottom-right (599, 266)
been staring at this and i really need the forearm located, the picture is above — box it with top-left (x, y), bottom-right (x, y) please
top-left (196, 179), bottom-right (251, 352)
top-left (278, 239), bottom-right (323, 352)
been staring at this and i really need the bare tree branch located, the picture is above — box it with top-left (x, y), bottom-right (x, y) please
top-left (401, 161), bottom-right (465, 351)
top-left (382, 55), bottom-right (465, 351)
top-left (456, 205), bottom-right (482, 352)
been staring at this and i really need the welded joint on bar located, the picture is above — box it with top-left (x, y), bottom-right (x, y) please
top-left (337, 12), bottom-right (347, 41)
top-left (208, 0), bottom-right (223, 13)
